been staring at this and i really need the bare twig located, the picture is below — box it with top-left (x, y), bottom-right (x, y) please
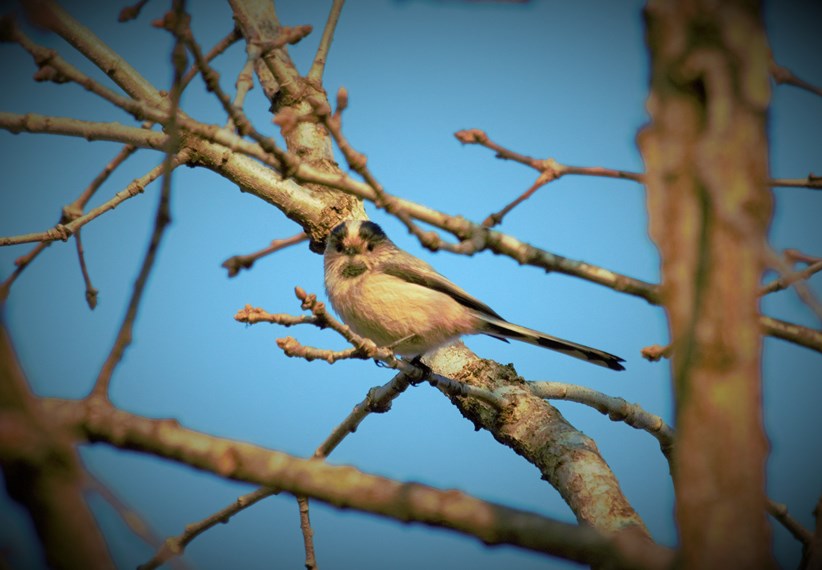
top-left (138, 486), bottom-right (275, 570)
top-left (118, 0), bottom-right (151, 22)
top-left (0, 113), bottom-right (167, 156)
top-left (308, 0), bottom-right (345, 81)
top-left (141, 371), bottom-right (415, 569)
top-left (771, 58), bottom-right (822, 98)
top-left (763, 248), bottom-right (822, 322)
top-left (527, 381), bottom-right (813, 546)
top-left (528, 381), bottom-right (675, 462)
top-left (89, 0), bottom-right (189, 401)
top-left (1, 156), bottom-right (178, 247)
top-left (73, 230), bottom-right (98, 310)
top-left (761, 260), bottom-right (822, 296)
top-left (761, 316), bottom-right (822, 352)
top-left (84, 472), bottom-right (190, 570)
top-left (180, 26), bottom-right (242, 89)
top-left (641, 343), bottom-right (673, 362)
top-left (770, 175), bottom-right (822, 190)
top-left (483, 173), bottom-right (553, 228)
top-left (454, 128), bottom-right (644, 227)
top-left (0, 242), bottom-right (50, 302)
top-left (221, 232), bottom-right (307, 277)
top-left (297, 496), bottom-right (317, 570)
top-left (766, 500), bottom-right (814, 547)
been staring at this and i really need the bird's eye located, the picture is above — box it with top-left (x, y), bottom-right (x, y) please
top-left (335, 243), bottom-right (343, 253)
top-left (366, 242), bottom-right (375, 252)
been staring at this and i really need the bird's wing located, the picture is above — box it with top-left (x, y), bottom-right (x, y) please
top-left (381, 253), bottom-right (504, 319)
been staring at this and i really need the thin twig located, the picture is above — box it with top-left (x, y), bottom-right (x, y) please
top-left (297, 496), bottom-right (317, 570)
top-left (761, 260), bottom-right (822, 296)
top-left (74, 230), bottom-right (98, 310)
top-left (641, 343), bottom-right (673, 362)
top-left (0, 242), bottom-right (50, 302)
top-left (0, 157), bottom-right (176, 247)
top-left (771, 58), bottom-right (822, 98)
top-left (528, 381), bottom-right (675, 462)
top-left (308, 0), bottom-right (345, 81)
top-left (770, 175), bottom-right (822, 190)
top-left (176, 19), bottom-right (296, 173)
top-left (221, 232), bottom-right (307, 277)
top-left (225, 57), bottom-right (256, 131)
top-left (528, 381), bottom-right (813, 545)
top-left (766, 500), bottom-right (814, 546)
top-left (764, 248), bottom-right (822, 322)
top-left (483, 173), bottom-right (554, 227)
top-left (307, 90), bottom-right (443, 249)
top-left (138, 486), bottom-right (276, 570)
top-left (180, 26), bottom-right (242, 90)
top-left (89, 1), bottom-right (189, 401)
top-left (118, 0), bottom-right (151, 22)
top-left (85, 472), bottom-right (191, 570)
top-left (142, 371), bottom-right (415, 569)
top-left (454, 129), bottom-right (644, 226)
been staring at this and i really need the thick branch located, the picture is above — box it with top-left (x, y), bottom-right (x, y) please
top-left (43, 398), bottom-right (672, 570)
top-left (0, 324), bottom-right (113, 569)
top-left (426, 343), bottom-right (653, 538)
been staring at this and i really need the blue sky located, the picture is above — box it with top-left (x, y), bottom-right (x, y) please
top-left (1, 1), bottom-right (820, 569)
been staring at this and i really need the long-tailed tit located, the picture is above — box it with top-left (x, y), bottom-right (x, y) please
top-left (324, 220), bottom-right (624, 370)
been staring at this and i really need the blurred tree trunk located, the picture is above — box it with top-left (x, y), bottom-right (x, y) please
top-left (639, 1), bottom-right (774, 568)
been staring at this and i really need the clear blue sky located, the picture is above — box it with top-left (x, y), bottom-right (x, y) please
top-left (1, 1), bottom-right (820, 569)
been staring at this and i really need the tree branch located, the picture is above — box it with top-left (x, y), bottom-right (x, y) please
top-left (43, 398), bottom-right (673, 570)
top-left (0, 112), bottom-right (166, 150)
top-left (308, 0), bottom-right (345, 81)
top-left (0, 323), bottom-right (113, 569)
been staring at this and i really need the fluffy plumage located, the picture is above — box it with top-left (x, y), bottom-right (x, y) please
top-left (324, 220), bottom-right (624, 371)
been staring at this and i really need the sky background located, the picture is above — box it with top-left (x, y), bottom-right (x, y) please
top-left (0, 1), bottom-right (820, 569)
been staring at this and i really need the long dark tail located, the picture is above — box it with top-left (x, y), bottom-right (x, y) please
top-left (481, 316), bottom-right (625, 371)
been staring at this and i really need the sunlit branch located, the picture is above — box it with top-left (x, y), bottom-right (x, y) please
top-left (29, 0), bottom-right (165, 106)
top-left (308, 0), bottom-right (345, 81)
top-left (0, 112), bottom-right (166, 151)
top-left (760, 316), bottom-right (822, 352)
top-left (528, 381), bottom-right (674, 461)
top-left (528, 380), bottom-right (813, 545)
top-left (45, 399), bottom-right (674, 570)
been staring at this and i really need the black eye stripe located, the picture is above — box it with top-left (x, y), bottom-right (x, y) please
top-left (330, 222), bottom-right (348, 240)
top-left (358, 221), bottom-right (386, 243)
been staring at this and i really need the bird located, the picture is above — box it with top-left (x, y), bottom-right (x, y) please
top-left (323, 220), bottom-right (624, 371)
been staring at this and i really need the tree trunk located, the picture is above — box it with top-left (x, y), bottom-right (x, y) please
top-left (639, 1), bottom-right (775, 568)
